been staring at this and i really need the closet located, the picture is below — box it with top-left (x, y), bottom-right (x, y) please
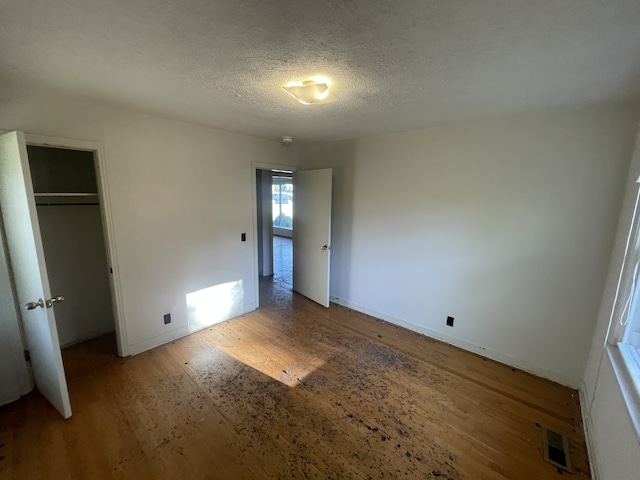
top-left (28, 146), bottom-right (115, 347)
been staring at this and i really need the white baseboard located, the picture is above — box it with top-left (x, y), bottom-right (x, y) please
top-left (128, 325), bottom-right (195, 356)
top-left (579, 383), bottom-right (600, 480)
top-left (0, 387), bottom-right (25, 408)
top-left (330, 295), bottom-right (581, 389)
top-left (127, 302), bottom-right (258, 356)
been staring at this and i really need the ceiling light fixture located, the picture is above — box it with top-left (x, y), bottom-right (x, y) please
top-left (283, 78), bottom-right (337, 105)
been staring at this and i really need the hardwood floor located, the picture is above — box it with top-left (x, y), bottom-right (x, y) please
top-left (0, 279), bottom-right (591, 479)
top-left (272, 235), bottom-right (292, 289)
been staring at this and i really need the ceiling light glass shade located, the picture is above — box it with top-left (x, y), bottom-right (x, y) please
top-left (283, 80), bottom-right (337, 105)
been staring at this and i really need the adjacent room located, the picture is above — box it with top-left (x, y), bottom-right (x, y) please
top-left (1, 1), bottom-right (640, 478)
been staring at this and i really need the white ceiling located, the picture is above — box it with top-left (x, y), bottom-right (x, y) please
top-left (1, 0), bottom-right (639, 144)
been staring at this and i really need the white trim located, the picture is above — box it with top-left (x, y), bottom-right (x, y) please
top-left (251, 161), bottom-right (298, 307)
top-left (128, 300), bottom-right (257, 355)
top-left (128, 327), bottom-right (193, 356)
top-left (579, 383), bottom-right (601, 480)
top-left (330, 295), bottom-right (581, 388)
top-left (24, 134), bottom-right (129, 356)
top-left (608, 344), bottom-right (640, 441)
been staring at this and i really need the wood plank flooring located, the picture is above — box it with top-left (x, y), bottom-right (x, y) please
top-left (0, 279), bottom-right (591, 479)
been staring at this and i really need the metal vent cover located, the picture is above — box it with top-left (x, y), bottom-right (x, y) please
top-left (542, 428), bottom-right (572, 473)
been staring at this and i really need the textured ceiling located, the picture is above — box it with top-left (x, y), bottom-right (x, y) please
top-left (1, 0), bottom-right (639, 144)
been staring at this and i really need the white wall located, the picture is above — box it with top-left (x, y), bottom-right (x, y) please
top-left (582, 125), bottom-right (640, 480)
top-left (0, 89), bottom-right (298, 356)
top-left (3, 91), bottom-right (640, 479)
top-left (37, 205), bottom-right (115, 346)
top-left (301, 104), bottom-right (639, 387)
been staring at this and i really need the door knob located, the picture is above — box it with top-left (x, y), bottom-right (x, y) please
top-left (26, 298), bottom-right (45, 310)
top-left (321, 245), bottom-right (330, 251)
top-left (45, 295), bottom-right (65, 308)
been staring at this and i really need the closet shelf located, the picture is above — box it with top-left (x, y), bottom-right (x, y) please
top-left (34, 192), bottom-right (100, 206)
top-left (34, 192), bottom-right (98, 197)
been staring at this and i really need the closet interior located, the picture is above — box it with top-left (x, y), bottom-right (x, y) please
top-left (28, 146), bottom-right (115, 348)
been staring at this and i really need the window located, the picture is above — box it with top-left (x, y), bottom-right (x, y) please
top-left (607, 184), bottom-right (640, 437)
top-left (272, 174), bottom-right (293, 230)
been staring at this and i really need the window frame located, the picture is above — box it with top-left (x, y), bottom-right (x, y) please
top-left (272, 174), bottom-right (293, 231)
top-left (606, 183), bottom-right (640, 439)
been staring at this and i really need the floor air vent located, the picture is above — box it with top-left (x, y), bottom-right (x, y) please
top-left (542, 428), bottom-right (572, 473)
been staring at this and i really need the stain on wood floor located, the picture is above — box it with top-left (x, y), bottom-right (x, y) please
top-left (0, 279), bottom-right (591, 479)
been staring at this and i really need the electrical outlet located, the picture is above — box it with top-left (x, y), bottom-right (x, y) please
top-left (164, 313), bottom-right (171, 325)
top-left (446, 316), bottom-right (454, 327)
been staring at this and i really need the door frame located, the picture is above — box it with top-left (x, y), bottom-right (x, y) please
top-left (251, 162), bottom-right (297, 308)
top-left (24, 134), bottom-right (128, 356)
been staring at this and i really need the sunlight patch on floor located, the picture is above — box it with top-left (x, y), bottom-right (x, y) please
top-left (213, 327), bottom-right (329, 387)
top-left (219, 346), bottom-right (326, 387)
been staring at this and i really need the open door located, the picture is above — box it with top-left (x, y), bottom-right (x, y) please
top-left (293, 168), bottom-right (332, 307)
top-left (0, 131), bottom-right (72, 418)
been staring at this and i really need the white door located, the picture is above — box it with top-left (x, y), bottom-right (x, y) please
top-left (0, 131), bottom-right (72, 418)
top-left (293, 168), bottom-right (332, 307)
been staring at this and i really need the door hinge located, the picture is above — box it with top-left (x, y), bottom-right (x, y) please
top-left (23, 350), bottom-right (31, 362)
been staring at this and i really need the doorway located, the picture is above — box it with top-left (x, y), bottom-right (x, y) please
top-left (255, 167), bottom-right (295, 306)
top-left (272, 172), bottom-right (293, 289)
top-left (0, 131), bottom-right (125, 416)
top-left (253, 163), bottom-right (333, 309)
top-left (27, 145), bottom-right (117, 350)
